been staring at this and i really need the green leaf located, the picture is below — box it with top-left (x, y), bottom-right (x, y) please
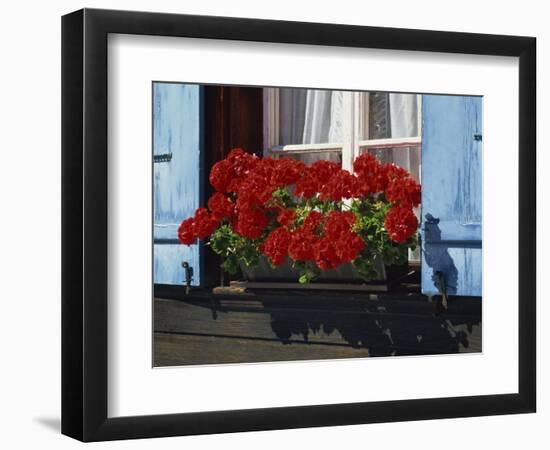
top-left (299, 273), bottom-right (310, 284)
top-left (221, 254), bottom-right (239, 275)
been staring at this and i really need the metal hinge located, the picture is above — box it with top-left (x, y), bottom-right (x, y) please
top-left (153, 152), bottom-right (173, 163)
top-left (182, 261), bottom-right (194, 295)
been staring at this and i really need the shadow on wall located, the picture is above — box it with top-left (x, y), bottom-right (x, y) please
top-left (422, 213), bottom-right (459, 295)
top-left (265, 299), bottom-right (480, 356)
top-left (154, 289), bottom-right (482, 362)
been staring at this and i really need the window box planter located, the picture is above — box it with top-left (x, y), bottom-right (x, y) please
top-left (234, 256), bottom-right (395, 292)
top-left (239, 256), bottom-right (386, 282)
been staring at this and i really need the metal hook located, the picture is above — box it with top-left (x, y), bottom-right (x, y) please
top-left (182, 261), bottom-right (193, 295)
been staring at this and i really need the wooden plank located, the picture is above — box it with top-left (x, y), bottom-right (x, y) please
top-left (154, 295), bottom-right (481, 363)
top-left (154, 332), bottom-right (371, 366)
top-left (230, 280), bottom-right (388, 292)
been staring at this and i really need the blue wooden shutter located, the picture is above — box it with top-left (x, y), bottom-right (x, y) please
top-left (153, 83), bottom-right (202, 285)
top-left (421, 95), bottom-right (482, 296)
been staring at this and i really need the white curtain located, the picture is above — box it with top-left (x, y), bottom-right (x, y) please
top-left (302, 90), bottom-right (343, 144)
top-left (279, 89), bottom-right (343, 164)
top-left (388, 94), bottom-right (421, 182)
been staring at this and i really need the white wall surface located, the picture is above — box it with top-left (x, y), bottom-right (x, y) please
top-left (0, 0), bottom-right (547, 448)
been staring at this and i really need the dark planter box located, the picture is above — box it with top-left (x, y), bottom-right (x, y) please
top-left (239, 256), bottom-right (386, 283)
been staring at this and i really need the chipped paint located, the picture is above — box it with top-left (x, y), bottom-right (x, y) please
top-left (153, 83), bottom-right (202, 285)
top-left (421, 95), bottom-right (482, 296)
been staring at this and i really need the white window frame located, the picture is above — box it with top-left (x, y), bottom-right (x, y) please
top-left (263, 89), bottom-right (422, 172)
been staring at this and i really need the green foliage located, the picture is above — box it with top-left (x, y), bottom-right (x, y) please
top-left (352, 255), bottom-right (380, 281)
top-left (210, 224), bottom-right (260, 274)
top-left (349, 198), bottom-right (414, 280)
top-left (271, 187), bottom-right (294, 208)
top-left (293, 261), bottom-right (320, 284)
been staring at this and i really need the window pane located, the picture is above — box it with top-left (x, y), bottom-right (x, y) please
top-left (361, 93), bottom-right (420, 140)
top-left (285, 150), bottom-right (342, 166)
top-left (367, 92), bottom-right (392, 139)
top-left (360, 146), bottom-right (420, 182)
top-left (278, 88), bottom-right (344, 145)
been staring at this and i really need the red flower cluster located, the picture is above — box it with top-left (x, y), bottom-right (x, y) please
top-left (234, 207), bottom-right (268, 239)
top-left (384, 206), bottom-right (419, 243)
top-left (284, 210), bottom-right (325, 263)
top-left (284, 211), bottom-right (364, 269)
top-left (313, 211), bottom-right (365, 269)
top-left (287, 215), bottom-right (320, 261)
top-left (295, 160), bottom-right (340, 198)
top-left (319, 169), bottom-right (358, 201)
top-left (177, 207), bottom-right (220, 245)
top-left (178, 148), bottom-right (421, 270)
top-left (177, 217), bottom-right (196, 245)
top-left (209, 148), bottom-right (260, 193)
top-left (277, 208), bottom-right (296, 228)
top-left (385, 176), bottom-right (421, 208)
top-left (261, 227), bottom-right (292, 266)
top-left (207, 192), bottom-right (235, 220)
top-left (353, 152), bottom-right (389, 194)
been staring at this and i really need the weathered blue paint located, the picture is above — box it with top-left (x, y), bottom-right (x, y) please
top-left (153, 83), bottom-right (202, 285)
top-left (421, 95), bottom-right (482, 296)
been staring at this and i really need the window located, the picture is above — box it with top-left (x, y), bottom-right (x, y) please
top-left (263, 88), bottom-right (422, 261)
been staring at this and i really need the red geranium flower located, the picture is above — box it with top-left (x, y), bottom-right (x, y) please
top-left (302, 210), bottom-right (324, 232)
top-left (310, 160), bottom-right (340, 185)
top-left (353, 152), bottom-right (389, 194)
top-left (295, 161), bottom-right (341, 199)
top-left (353, 152), bottom-right (380, 177)
top-left (312, 229), bottom-right (365, 269)
top-left (313, 237), bottom-right (340, 270)
top-left (319, 169), bottom-right (359, 201)
top-left (277, 208), bottom-right (296, 228)
top-left (288, 226), bottom-right (318, 261)
top-left (323, 210), bottom-right (356, 241)
top-left (207, 192), bottom-right (235, 219)
top-left (384, 163), bottom-right (409, 182)
top-left (385, 176), bottom-right (421, 208)
top-left (295, 172), bottom-right (319, 198)
top-left (235, 207), bottom-right (268, 239)
top-left (335, 231), bottom-right (365, 262)
top-left (177, 217), bottom-right (196, 245)
top-left (209, 160), bottom-right (235, 193)
top-left (308, 211), bottom-right (365, 268)
top-left (261, 227), bottom-right (291, 266)
top-left (384, 206), bottom-right (418, 243)
top-left (193, 207), bottom-right (220, 239)
top-left (226, 148), bottom-right (259, 177)
top-left (273, 157), bottom-right (306, 186)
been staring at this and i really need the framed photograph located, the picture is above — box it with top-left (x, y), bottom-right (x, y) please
top-left (62, 8), bottom-right (536, 441)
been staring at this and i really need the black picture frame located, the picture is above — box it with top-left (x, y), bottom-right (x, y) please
top-left (61, 8), bottom-right (536, 442)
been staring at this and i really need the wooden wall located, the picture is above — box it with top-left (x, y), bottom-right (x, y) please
top-left (154, 292), bottom-right (481, 366)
